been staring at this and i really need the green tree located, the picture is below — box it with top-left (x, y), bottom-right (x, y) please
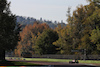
top-left (81, 1), bottom-right (100, 54)
top-left (66, 0), bottom-right (100, 55)
top-left (0, 0), bottom-right (20, 60)
top-left (35, 29), bottom-right (59, 55)
top-left (53, 24), bottom-right (72, 54)
top-left (90, 27), bottom-right (100, 52)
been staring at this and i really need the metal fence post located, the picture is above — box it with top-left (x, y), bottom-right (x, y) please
top-left (84, 49), bottom-right (86, 60)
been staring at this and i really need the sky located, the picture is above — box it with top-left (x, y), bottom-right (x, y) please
top-left (7, 0), bottom-right (89, 23)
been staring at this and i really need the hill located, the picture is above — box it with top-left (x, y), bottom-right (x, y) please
top-left (16, 16), bottom-right (66, 29)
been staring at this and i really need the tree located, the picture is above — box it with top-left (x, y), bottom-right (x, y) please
top-left (53, 24), bottom-right (72, 54)
top-left (0, 0), bottom-right (20, 60)
top-left (35, 29), bottom-right (59, 55)
top-left (90, 27), bottom-right (100, 53)
top-left (15, 22), bottom-right (49, 57)
top-left (80, 1), bottom-right (100, 54)
top-left (66, 0), bottom-right (100, 55)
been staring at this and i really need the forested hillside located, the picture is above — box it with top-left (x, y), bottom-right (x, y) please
top-left (16, 16), bottom-right (66, 29)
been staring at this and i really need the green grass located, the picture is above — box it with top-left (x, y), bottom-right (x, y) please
top-left (6, 57), bottom-right (72, 62)
top-left (79, 60), bottom-right (100, 63)
top-left (6, 57), bottom-right (100, 64)
top-left (25, 58), bottom-right (72, 62)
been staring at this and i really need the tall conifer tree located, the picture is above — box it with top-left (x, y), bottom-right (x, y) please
top-left (0, 0), bottom-right (20, 60)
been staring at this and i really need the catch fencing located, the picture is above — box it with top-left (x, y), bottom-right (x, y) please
top-left (31, 55), bottom-right (100, 60)
top-left (6, 54), bottom-right (100, 60)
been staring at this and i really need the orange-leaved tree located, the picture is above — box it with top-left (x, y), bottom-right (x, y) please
top-left (14, 22), bottom-right (49, 57)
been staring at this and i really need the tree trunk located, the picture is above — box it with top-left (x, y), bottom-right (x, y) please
top-left (0, 49), bottom-right (5, 60)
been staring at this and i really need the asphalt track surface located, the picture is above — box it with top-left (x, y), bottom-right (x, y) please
top-left (6, 59), bottom-right (100, 67)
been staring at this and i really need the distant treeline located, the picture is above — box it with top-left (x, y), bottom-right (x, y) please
top-left (16, 16), bottom-right (66, 29)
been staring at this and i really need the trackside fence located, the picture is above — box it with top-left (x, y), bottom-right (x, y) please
top-left (6, 54), bottom-right (100, 60)
top-left (31, 55), bottom-right (100, 60)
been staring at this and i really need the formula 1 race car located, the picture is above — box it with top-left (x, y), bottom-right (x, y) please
top-left (69, 59), bottom-right (79, 63)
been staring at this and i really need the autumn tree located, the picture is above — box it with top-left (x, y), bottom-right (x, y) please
top-left (15, 22), bottom-right (49, 57)
top-left (0, 0), bottom-right (20, 60)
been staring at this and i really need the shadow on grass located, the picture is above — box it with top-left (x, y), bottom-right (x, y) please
top-left (0, 60), bottom-right (14, 66)
top-left (0, 60), bottom-right (41, 66)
